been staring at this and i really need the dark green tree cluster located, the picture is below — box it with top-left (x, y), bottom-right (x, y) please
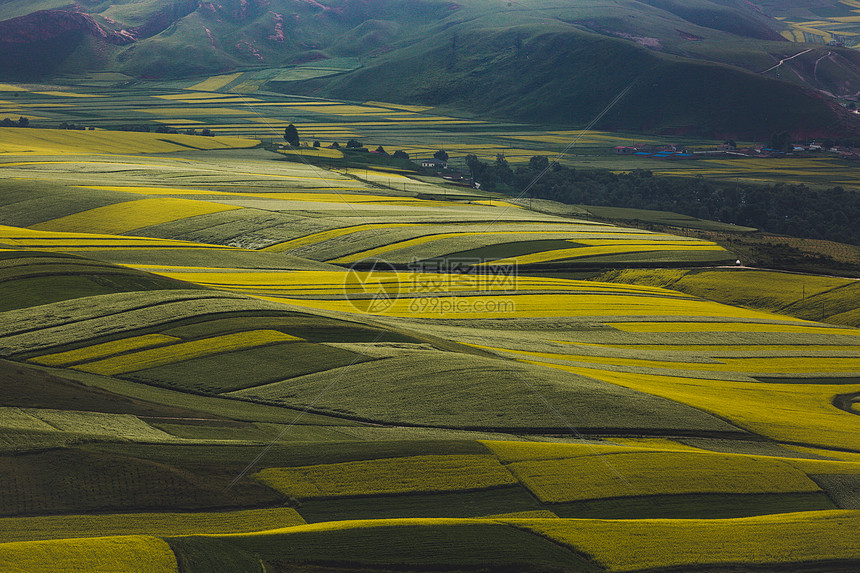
top-left (465, 153), bottom-right (514, 191)
top-left (769, 131), bottom-right (793, 152)
top-left (117, 124), bottom-right (151, 132)
top-left (467, 155), bottom-right (860, 245)
top-left (0, 117), bottom-right (28, 127)
top-left (284, 123), bottom-right (299, 147)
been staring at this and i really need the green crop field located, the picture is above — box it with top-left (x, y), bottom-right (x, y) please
top-left (0, 76), bottom-right (858, 572)
top-left (254, 454), bottom-right (517, 499)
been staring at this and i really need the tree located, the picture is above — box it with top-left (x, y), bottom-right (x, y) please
top-left (0, 118), bottom-right (13, 127)
top-left (529, 155), bottom-right (549, 171)
top-left (346, 139), bottom-right (363, 148)
top-left (313, 141), bottom-right (320, 148)
top-left (375, 145), bottom-right (388, 155)
top-left (434, 149), bottom-right (449, 162)
top-left (185, 128), bottom-right (197, 136)
top-left (330, 142), bottom-right (341, 149)
top-left (769, 131), bottom-right (792, 152)
top-left (393, 150), bottom-right (409, 160)
top-left (284, 123), bottom-right (299, 147)
top-left (465, 153), bottom-right (481, 175)
top-left (200, 128), bottom-right (213, 137)
top-left (17, 117), bottom-right (29, 128)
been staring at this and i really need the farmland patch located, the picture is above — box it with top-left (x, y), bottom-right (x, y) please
top-left (254, 454), bottom-right (517, 499)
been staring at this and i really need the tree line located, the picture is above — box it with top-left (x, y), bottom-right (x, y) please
top-left (465, 154), bottom-right (860, 246)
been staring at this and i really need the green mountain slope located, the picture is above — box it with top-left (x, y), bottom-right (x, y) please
top-left (0, 0), bottom-right (856, 135)
top-left (288, 24), bottom-right (842, 137)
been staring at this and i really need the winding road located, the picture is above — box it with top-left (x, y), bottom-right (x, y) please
top-left (760, 48), bottom-right (814, 74)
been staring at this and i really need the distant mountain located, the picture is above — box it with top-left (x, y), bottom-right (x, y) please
top-left (1, 0), bottom-right (857, 136)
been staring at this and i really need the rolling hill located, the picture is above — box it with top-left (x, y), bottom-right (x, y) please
top-left (0, 2), bottom-right (859, 571)
top-left (0, 137), bottom-right (857, 570)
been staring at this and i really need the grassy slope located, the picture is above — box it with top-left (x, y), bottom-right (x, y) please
top-left (229, 351), bottom-right (741, 432)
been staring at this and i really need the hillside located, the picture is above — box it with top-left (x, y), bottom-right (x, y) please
top-left (0, 0), bottom-right (856, 136)
top-left (0, 3), bottom-right (859, 569)
top-left (0, 132), bottom-right (856, 570)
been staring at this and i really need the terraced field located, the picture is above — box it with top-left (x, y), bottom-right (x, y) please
top-left (0, 100), bottom-right (857, 571)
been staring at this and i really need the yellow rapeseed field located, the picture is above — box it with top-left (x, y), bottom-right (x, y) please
top-left (473, 345), bottom-right (860, 374)
top-left (77, 186), bottom-right (225, 196)
top-left (157, 93), bottom-right (238, 100)
top-left (327, 232), bottom-right (695, 264)
top-left (525, 364), bottom-right (860, 450)
top-left (0, 535), bottom-right (178, 573)
top-left (608, 437), bottom-right (704, 451)
top-left (29, 198), bottom-right (242, 234)
top-left (607, 321), bottom-right (860, 336)
top-left (149, 269), bottom-right (676, 301)
top-left (0, 224), bottom-right (237, 251)
top-left (363, 101), bottom-right (432, 111)
top-left (486, 243), bottom-right (726, 265)
top-left (506, 451), bottom-right (819, 502)
top-left (0, 508), bottom-right (305, 542)
top-left (29, 334), bottom-right (180, 367)
top-left (512, 511), bottom-right (860, 571)
top-left (555, 342), bottom-right (860, 352)
top-left (185, 72), bottom-right (244, 91)
top-left (263, 223), bottom-right (418, 252)
top-left (278, 147), bottom-right (344, 158)
top-left (0, 128), bottom-right (258, 155)
top-left (137, 107), bottom-right (249, 116)
top-left (32, 91), bottom-right (103, 98)
top-left (260, 292), bottom-right (819, 320)
top-left (481, 440), bottom-right (626, 463)
top-left (254, 454), bottom-right (517, 499)
top-left (328, 232), bottom-right (501, 263)
top-left (471, 200), bottom-right (525, 209)
top-left (75, 330), bottom-right (301, 376)
top-left (278, 104), bottom-right (396, 115)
